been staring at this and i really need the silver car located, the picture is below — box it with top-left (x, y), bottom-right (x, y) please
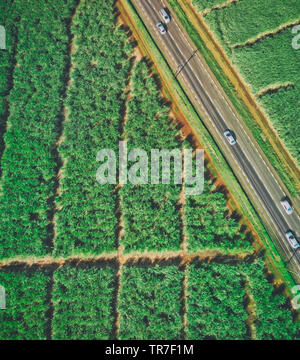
top-left (159, 8), bottom-right (170, 24)
top-left (223, 130), bottom-right (236, 145)
top-left (156, 22), bottom-right (167, 35)
top-left (281, 198), bottom-right (293, 215)
top-left (285, 231), bottom-right (300, 249)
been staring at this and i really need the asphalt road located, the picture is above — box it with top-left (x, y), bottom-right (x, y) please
top-left (131, 0), bottom-right (300, 282)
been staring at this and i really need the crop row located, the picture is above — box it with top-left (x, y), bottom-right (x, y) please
top-left (232, 29), bottom-right (300, 163)
top-left (53, 0), bottom-right (132, 257)
top-left (0, 0), bottom-right (20, 170)
top-left (0, 0), bottom-right (251, 260)
top-left (0, 0), bottom-right (77, 259)
top-left (204, 0), bottom-right (299, 51)
top-left (1, 259), bottom-right (298, 339)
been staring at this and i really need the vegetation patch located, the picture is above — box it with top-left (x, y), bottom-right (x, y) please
top-left (205, 0), bottom-right (300, 51)
top-left (241, 259), bottom-right (300, 340)
top-left (0, 0), bottom-right (77, 259)
top-left (118, 264), bottom-right (183, 339)
top-left (185, 180), bottom-right (251, 252)
top-left (186, 262), bottom-right (248, 339)
top-left (192, 0), bottom-right (229, 12)
top-left (121, 61), bottom-right (182, 253)
top-left (203, 0), bottom-right (300, 166)
top-left (52, 264), bottom-right (116, 340)
top-left (0, 0), bottom-right (298, 341)
top-left (54, 0), bottom-right (132, 256)
top-left (232, 29), bottom-right (300, 163)
top-left (0, 267), bottom-right (51, 340)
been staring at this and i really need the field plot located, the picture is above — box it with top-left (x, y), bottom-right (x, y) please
top-left (185, 180), bottom-right (251, 252)
top-left (186, 260), bottom-right (299, 340)
top-left (202, 0), bottom-right (300, 165)
top-left (54, 0), bottom-right (132, 256)
top-left (118, 264), bottom-right (183, 340)
top-left (240, 259), bottom-right (300, 340)
top-left (192, 0), bottom-right (226, 12)
top-left (121, 61), bottom-right (182, 253)
top-left (0, 257), bottom-right (297, 340)
top-left (52, 265), bottom-right (116, 340)
top-left (204, 0), bottom-right (299, 51)
top-left (186, 262), bottom-right (248, 340)
top-left (0, 0), bottom-right (77, 259)
top-left (0, 267), bottom-right (51, 340)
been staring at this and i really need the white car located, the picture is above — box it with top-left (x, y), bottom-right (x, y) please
top-left (285, 231), bottom-right (300, 249)
top-left (223, 130), bottom-right (236, 145)
top-left (159, 8), bottom-right (170, 24)
top-left (281, 198), bottom-right (293, 215)
top-left (156, 22), bottom-right (167, 35)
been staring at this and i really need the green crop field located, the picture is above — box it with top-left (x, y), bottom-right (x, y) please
top-left (187, 260), bottom-right (299, 340)
top-left (118, 265), bottom-right (183, 340)
top-left (53, 0), bottom-right (132, 256)
top-left (196, 0), bottom-right (300, 166)
top-left (0, 0), bottom-right (77, 258)
top-left (120, 61), bottom-right (182, 253)
top-left (202, 0), bottom-right (299, 49)
top-left (192, 0), bottom-right (225, 12)
top-left (185, 180), bottom-right (251, 252)
top-left (0, 0), bottom-right (299, 340)
top-left (0, 267), bottom-right (51, 340)
top-left (1, 258), bottom-right (298, 340)
top-left (187, 262), bottom-right (249, 340)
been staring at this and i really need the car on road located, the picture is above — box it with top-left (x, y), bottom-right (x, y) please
top-left (223, 130), bottom-right (236, 145)
top-left (159, 8), bottom-right (170, 24)
top-left (156, 22), bottom-right (167, 35)
top-left (281, 198), bottom-right (293, 215)
top-left (285, 230), bottom-right (300, 249)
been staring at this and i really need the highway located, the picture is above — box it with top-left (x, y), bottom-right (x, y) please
top-left (131, 0), bottom-right (300, 281)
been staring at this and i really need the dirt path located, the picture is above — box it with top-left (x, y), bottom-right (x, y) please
top-left (0, 248), bottom-right (252, 270)
top-left (232, 18), bottom-right (300, 49)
